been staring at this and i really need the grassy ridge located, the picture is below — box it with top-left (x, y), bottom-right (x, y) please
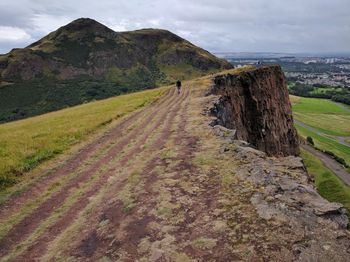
top-left (0, 86), bottom-right (168, 190)
top-left (301, 149), bottom-right (350, 214)
top-left (0, 19), bottom-right (232, 123)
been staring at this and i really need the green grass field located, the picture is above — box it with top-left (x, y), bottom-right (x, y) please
top-left (294, 113), bottom-right (350, 136)
top-left (310, 87), bottom-right (344, 95)
top-left (296, 124), bottom-right (350, 164)
top-left (0, 86), bottom-right (168, 190)
top-left (301, 149), bottom-right (350, 214)
top-left (291, 95), bottom-right (350, 165)
top-left (291, 95), bottom-right (350, 114)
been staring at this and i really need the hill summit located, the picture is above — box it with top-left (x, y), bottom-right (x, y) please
top-left (0, 18), bottom-right (232, 122)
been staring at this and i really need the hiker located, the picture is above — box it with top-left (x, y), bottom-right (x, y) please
top-left (176, 80), bottom-right (181, 94)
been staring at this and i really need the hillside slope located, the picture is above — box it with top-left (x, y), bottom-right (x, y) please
top-left (0, 86), bottom-right (168, 190)
top-left (0, 18), bottom-right (232, 123)
top-left (0, 67), bottom-right (349, 261)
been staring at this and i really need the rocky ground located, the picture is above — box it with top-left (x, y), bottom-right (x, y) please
top-left (0, 74), bottom-right (349, 261)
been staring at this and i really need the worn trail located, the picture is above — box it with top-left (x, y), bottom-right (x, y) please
top-left (15, 89), bottom-right (190, 261)
top-left (0, 86), bottom-right (191, 261)
top-left (2, 75), bottom-right (349, 262)
top-left (0, 88), bottom-right (175, 220)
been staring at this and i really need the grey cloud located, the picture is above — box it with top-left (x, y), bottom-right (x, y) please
top-left (0, 0), bottom-right (349, 54)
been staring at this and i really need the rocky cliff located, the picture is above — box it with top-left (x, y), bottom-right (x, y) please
top-left (210, 65), bottom-right (299, 156)
top-left (212, 136), bottom-right (349, 261)
top-left (204, 69), bottom-right (349, 259)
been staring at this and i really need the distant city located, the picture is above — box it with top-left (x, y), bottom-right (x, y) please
top-left (216, 52), bottom-right (350, 88)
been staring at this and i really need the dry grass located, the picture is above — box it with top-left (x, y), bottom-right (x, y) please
top-left (0, 86), bottom-right (168, 191)
top-left (41, 93), bottom-right (186, 261)
top-left (5, 101), bottom-right (175, 261)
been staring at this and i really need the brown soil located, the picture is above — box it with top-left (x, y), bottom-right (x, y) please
top-left (15, 88), bottom-right (190, 261)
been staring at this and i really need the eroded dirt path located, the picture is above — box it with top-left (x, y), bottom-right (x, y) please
top-left (2, 76), bottom-right (348, 262)
top-left (0, 86), bottom-right (186, 259)
top-left (0, 78), bottom-right (243, 261)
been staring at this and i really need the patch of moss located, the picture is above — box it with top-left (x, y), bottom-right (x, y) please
top-left (192, 237), bottom-right (217, 250)
top-left (118, 171), bottom-right (141, 212)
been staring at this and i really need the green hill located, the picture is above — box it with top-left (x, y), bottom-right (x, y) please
top-left (0, 18), bottom-right (232, 123)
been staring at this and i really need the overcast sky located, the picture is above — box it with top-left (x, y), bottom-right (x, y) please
top-left (0, 0), bottom-right (349, 54)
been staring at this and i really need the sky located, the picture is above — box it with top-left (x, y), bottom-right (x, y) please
top-left (0, 0), bottom-right (349, 54)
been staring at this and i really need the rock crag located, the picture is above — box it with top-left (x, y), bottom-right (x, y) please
top-left (211, 65), bottom-right (299, 156)
top-left (222, 139), bottom-right (349, 261)
top-left (206, 67), bottom-right (349, 260)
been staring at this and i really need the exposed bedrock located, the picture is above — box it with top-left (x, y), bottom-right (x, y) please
top-left (211, 65), bottom-right (299, 156)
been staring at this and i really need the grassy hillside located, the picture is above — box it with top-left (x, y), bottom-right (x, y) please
top-left (291, 95), bottom-right (350, 164)
top-left (0, 86), bottom-right (168, 191)
top-left (0, 18), bottom-right (231, 123)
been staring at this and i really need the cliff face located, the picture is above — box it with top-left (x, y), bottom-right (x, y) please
top-left (211, 65), bottom-right (299, 156)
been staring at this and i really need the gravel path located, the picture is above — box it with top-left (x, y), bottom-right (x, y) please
top-left (301, 144), bottom-right (350, 186)
top-left (295, 119), bottom-right (350, 147)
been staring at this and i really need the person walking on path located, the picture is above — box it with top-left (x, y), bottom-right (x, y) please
top-left (176, 80), bottom-right (182, 94)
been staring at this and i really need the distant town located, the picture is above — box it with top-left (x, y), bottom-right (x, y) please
top-left (216, 53), bottom-right (350, 88)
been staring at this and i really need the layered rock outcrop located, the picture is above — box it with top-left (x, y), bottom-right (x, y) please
top-left (218, 138), bottom-right (349, 260)
top-left (211, 65), bottom-right (299, 156)
top-left (206, 91), bottom-right (349, 260)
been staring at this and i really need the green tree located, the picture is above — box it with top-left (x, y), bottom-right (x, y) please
top-left (307, 136), bottom-right (314, 146)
